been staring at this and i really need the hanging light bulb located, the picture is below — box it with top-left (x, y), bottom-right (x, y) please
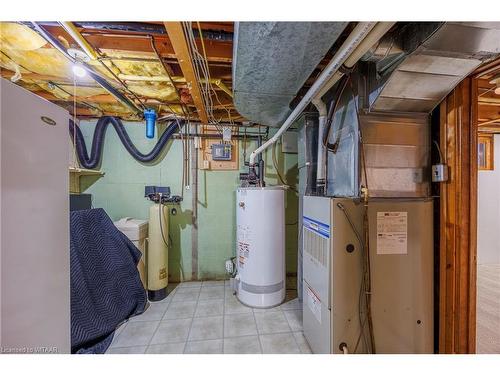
top-left (72, 63), bottom-right (87, 78)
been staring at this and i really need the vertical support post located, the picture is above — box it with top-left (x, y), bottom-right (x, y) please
top-left (439, 78), bottom-right (478, 353)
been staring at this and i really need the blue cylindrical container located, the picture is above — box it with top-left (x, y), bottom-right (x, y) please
top-left (144, 109), bottom-right (157, 139)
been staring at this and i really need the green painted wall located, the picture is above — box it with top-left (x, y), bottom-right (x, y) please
top-left (79, 120), bottom-right (298, 281)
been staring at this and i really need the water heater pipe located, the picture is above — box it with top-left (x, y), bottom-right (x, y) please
top-left (248, 22), bottom-right (377, 167)
top-left (313, 22), bottom-right (396, 100)
top-left (310, 22), bottom-right (395, 191)
top-left (311, 98), bottom-right (327, 191)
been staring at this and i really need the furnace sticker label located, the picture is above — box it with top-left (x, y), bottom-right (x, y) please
top-left (376, 211), bottom-right (407, 254)
top-left (306, 286), bottom-right (321, 323)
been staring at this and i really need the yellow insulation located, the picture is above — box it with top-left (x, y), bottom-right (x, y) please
top-left (0, 22), bottom-right (196, 117)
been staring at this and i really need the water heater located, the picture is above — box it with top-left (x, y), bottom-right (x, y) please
top-left (236, 186), bottom-right (285, 308)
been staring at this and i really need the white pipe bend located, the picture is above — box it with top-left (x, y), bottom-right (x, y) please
top-left (248, 22), bottom-right (377, 166)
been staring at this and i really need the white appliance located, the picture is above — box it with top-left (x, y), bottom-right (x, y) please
top-left (0, 79), bottom-right (70, 353)
top-left (302, 196), bottom-right (365, 354)
top-left (236, 186), bottom-right (285, 308)
top-left (114, 217), bottom-right (149, 289)
top-left (368, 198), bottom-right (434, 353)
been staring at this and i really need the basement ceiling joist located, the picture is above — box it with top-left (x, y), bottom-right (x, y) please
top-left (476, 64), bottom-right (500, 130)
top-left (0, 21), bottom-right (241, 122)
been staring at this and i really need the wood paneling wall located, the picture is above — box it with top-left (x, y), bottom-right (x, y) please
top-left (439, 78), bottom-right (478, 353)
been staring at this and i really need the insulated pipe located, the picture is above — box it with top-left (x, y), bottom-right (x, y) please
top-left (69, 117), bottom-right (183, 169)
top-left (31, 22), bottom-right (143, 116)
top-left (248, 22), bottom-right (377, 167)
top-left (59, 22), bottom-right (99, 60)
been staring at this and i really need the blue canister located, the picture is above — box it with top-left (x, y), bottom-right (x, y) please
top-left (144, 108), bottom-right (157, 139)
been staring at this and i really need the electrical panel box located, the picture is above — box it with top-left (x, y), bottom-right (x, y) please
top-left (302, 196), bottom-right (365, 354)
top-left (211, 143), bottom-right (232, 161)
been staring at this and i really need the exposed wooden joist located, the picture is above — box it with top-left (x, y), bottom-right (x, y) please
top-left (479, 117), bottom-right (500, 126)
top-left (439, 78), bottom-right (477, 354)
top-left (164, 22), bottom-right (209, 124)
top-left (43, 25), bottom-right (233, 63)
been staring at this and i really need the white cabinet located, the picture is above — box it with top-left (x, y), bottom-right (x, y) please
top-left (1, 79), bottom-right (70, 353)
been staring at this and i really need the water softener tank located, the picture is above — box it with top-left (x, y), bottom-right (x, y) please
top-left (236, 186), bottom-right (285, 308)
top-left (147, 203), bottom-right (169, 301)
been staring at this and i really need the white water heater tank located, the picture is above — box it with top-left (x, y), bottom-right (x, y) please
top-left (236, 186), bottom-right (285, 308)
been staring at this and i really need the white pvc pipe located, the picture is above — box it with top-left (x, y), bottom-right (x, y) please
top-left (312, 98), bottom-right (327, 185)
top-left (249, 22), bottom-right (377, 166)
top-left (310, 22), bottom-right (396, 187)
top-left (314, 22), bottom-right (395, 100)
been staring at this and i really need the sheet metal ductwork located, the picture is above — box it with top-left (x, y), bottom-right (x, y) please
top-left (363, 22), bottom-right (500, 113)
top-left (232, 22), bottom-right (348, 127)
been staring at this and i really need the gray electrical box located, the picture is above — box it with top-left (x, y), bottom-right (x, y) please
top-left (211, 143), bottom-right (232, 161)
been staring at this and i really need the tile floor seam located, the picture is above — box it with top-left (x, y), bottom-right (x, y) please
top-left (184, 284), bottom-right (202, 353)
top-left (144, 287), bottom-right (175, 348)
top-left (158, 288), bottom-right (174, 320)
top-left (282, 301), bottom-right (302, 352)
top-left (252, 307), bottom-right (264, 354)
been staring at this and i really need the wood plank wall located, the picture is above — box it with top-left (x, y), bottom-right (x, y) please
top-left (439, 78), bottom-right (478, 353)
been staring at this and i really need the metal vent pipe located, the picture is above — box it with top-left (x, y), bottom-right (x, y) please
top-left (248, 22), bottom-right (377, 167)
top-left (311, 22), bottom-right (395, 190)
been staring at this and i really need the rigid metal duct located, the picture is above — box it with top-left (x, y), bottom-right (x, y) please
top-left (312, 22), bottom-right (396, 190)
top-left (248, 22), bottom-right (378, 167)
top-left (232, 22), bottom-right (349, 128)
top-left (363, 22), bottom-right (500, 113)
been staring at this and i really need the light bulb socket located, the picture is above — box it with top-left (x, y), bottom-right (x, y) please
top-left (72, 64), bottom-right (87, 78)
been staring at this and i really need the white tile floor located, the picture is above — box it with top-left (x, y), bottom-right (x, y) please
top-left (106, 280), bottom-right (311, 354)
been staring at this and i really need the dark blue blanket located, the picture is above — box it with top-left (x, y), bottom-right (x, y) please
top-left (70, 208), bottom-right (147, 354)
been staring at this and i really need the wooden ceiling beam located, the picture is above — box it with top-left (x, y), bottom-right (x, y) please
top-left (42, 25), bottom-right (233, 63)
top-left (164, 22), bottom-right (209, 124)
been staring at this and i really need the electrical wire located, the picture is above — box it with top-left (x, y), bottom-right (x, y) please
top-left (433, 139), bottom-right (444, 164)
top-left (182, 22), bottom-right (230, 133)
top-left (349, 77), bottom-right (376, 354)
top-left (272, 141), bottom-right (297, 192)
top-left (336, 202), bottom-right (370, 353)
top-left (157, 197), bottom-right (170, 248)
top-left (323, 74), bottom-right (351, 152)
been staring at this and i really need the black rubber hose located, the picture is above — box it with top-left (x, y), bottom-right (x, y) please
top-left (69, 116), bottom-right (183, 169)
